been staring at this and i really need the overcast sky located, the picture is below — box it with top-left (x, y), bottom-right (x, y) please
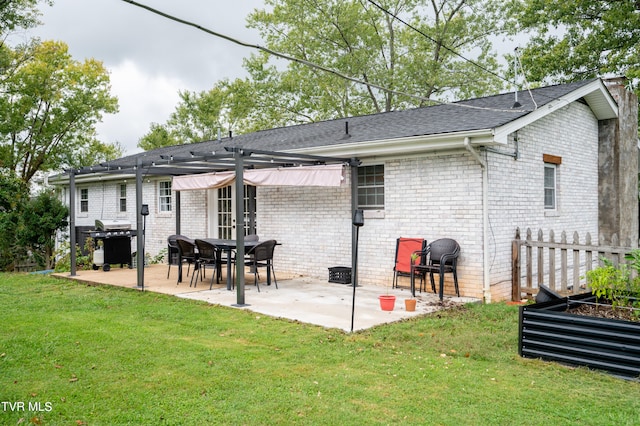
top-left (26, 0), bottom-right (265, 155)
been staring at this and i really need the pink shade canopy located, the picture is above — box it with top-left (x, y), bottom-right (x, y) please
top-left (172, 164), bottom-right (345, 191)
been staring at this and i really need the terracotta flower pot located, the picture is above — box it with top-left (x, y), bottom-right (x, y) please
top-left (379, 295), bottom-right (396, 311)
top-left (405, 298), bottom-right (416, 312)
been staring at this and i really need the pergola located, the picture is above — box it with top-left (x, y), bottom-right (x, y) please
top-left (66, 146), bottom-right (361, 306)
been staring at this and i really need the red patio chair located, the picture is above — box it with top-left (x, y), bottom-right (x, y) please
top-left (392, 237), bottom-right (426, 289)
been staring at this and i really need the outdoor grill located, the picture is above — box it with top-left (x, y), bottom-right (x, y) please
top-left (89, 219), bottom-right (137, 271)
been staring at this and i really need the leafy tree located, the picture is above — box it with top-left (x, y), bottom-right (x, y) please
top-left (0, 39), bottom-right (119, 183)
top-left (508, 0), bottom-right (640, 90)
top-left (0, 172), bottom-right (29, 270)
top-left (139, 0), bottom-right (508, 147)
top-left (138, 79), bottom-right (254, 149)
top-left (138, 123), bottom-right (178, 151)
top-left (0, 0), bottom-right (48, 36)
top-left (243, 0), bottom-right (506, 127)
top-left (18, 189), bottom-right (68, 269)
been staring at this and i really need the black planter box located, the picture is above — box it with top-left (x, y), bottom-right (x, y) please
top-left (519, 293), bottom-right (640, 380)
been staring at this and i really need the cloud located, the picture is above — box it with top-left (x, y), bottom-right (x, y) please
top-left (96, 60), bottom-right (185, 153)
top-left (28, 0), bottom-right (264, 154)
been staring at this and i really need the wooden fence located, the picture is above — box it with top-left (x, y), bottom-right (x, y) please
top-left (511, 228), bottom-right (634, 301)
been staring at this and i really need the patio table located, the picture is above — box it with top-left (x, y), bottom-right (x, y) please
top-left (202, 238), bottom-right (262, 290)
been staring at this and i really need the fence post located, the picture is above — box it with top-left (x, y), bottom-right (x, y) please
top-left (526, 228), bottom-right (533, 293)
top-left (549, 230), bottom-right (556, 291)
top-left (560, 231), bottom-right (568, 292)
top-left (512, 228), bottom-right (521, 301)
top-left (537, 229), bottom-right (544, 289)
top-left (572, 232), bottom-right (581, 294)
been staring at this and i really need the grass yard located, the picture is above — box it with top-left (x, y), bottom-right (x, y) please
top-left (1, 273), bottom-right (639, 425)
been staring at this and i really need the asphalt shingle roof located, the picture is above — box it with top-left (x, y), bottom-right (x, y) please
top-left (99, 79), bottom-right (596, 170)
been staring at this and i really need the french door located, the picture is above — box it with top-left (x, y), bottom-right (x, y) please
top-left (209, 185), bottom-right (256, 239)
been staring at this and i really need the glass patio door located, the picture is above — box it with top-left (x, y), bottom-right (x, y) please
top-left (209, 185), bottom-right (256, 239)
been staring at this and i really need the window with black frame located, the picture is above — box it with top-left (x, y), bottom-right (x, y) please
top-left (80, 188), bottom-right (89, 213)
top-left (357, 165), bottom-right (384, 210)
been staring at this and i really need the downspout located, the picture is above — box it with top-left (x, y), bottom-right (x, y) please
top-left (464, 137), bottom-right (491, 303)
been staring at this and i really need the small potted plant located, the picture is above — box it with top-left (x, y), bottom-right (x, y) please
top-left (402, 252), bottom-right (420, 311)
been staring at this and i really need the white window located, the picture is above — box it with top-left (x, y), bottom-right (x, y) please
top-left (118, 184), bottom-right (127, 212)
top-left (159, 181), bottom-right (172, 212)
top-left (544, 163), bottom-right (556, 210)
top-left (358, 165), bottom-right (384, 210)
top-left (80, 188), bottom-right (89, 213)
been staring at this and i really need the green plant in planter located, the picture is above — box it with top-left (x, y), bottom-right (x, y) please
top-left (586, 250), bottom-right (640, 314)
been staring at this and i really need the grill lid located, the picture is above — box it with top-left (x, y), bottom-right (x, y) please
top-left (95, 219), bottom-right (132, 231)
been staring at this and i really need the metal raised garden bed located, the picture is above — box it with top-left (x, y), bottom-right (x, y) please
top-left (518, 292), bottom-right (640, 380)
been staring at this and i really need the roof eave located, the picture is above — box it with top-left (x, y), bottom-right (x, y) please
top-left (493, 79), bottom-right (618, 144)
top-left (289, 129), bottom-right (497, 158)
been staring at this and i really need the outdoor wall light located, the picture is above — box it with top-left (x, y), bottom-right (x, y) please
top-left (353, 209), bottom-right (364, 227)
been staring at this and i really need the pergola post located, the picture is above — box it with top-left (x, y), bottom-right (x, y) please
top-left (69, 169), bottom-right (76, 277)
top-left (233, 148), bottom-right (246, 306)
top-left (136, 158), bottom-right (144, 290)
top-left (175, 191), bottom-right (181, 235)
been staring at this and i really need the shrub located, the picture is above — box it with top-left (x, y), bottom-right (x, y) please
top-left (586, 249), bottom-right (640, 313)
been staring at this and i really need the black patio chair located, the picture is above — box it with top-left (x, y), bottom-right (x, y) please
top-left (166, 234), bottom-right (182, 279)
top-left (193, 239), bottom-right (222, 289)
top-left (175, 236), bottom-right (197, 285)
top-left (241, 239), bottom-right (278, 292)
top-left (412, 238), bottom-right (460, 300)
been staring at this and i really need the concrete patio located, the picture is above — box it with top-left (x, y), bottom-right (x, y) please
top-left (54, 264), bottom-right (478, 332)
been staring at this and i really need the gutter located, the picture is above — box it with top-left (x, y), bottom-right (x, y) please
top-left (291, 129), bottom-right (497, 158)
top-left (464, 137), bottom-right (491, 303)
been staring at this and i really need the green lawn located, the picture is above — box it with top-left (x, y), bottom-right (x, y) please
top-left (1, 274), bottom-right (639, 425)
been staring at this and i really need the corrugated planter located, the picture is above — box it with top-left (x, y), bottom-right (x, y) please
top-left (519, 293), bottom-right (640, 380)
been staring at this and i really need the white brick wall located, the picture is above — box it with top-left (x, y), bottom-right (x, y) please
top-left (485, 102), bottom-right (599, 300)
top-left (68, 100), bottom-right (601, 301)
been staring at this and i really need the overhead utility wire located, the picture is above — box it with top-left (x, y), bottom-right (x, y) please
top-left (121, 0), bottom-right (524, 113)
top-left (514, 48), bottom-right (538, 109)
top-left (365, 0), bottom-right (510, 85)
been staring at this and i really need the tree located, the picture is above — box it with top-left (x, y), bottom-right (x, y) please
top-left (18, 190), bottom-right (68, 269)
top-left (0, 172), bottom-right (29, 270)
top-left (138, 123), bottom-right (178, 151)
top-left (243, 0), bottom-right (506, 128)
top-left (138, 0), bottom-right (508, 147)
top-left (508, 0), bottom-right (640, 90)
top-left (0, 0), bottom-right (48, 36)
top-left (0, 39), bottom-right (119, 183)
top-left (137, 79), bottom-right (254, 149)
